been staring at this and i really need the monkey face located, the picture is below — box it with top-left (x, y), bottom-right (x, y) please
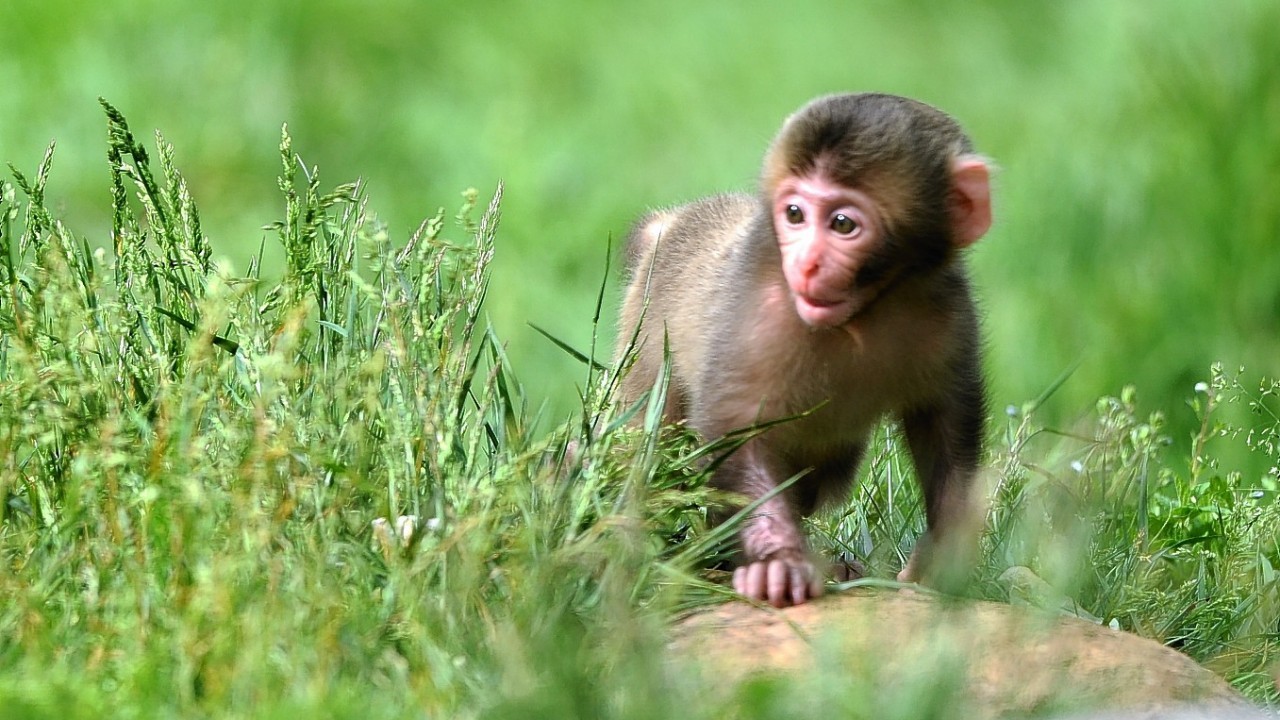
top-left (772, 173), bottom-right (885, 328)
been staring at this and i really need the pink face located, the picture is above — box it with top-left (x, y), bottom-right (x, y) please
top-left (772, 174), bottom-right (882, 328)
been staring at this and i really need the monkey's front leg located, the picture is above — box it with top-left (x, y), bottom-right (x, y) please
top-left (898, 399), bottom-right (983, 589)
top-left (719, 447), bottom-right (824, 607)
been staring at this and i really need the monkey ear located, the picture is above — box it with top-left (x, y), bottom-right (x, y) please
top-left (949, 157), bottom-right (992, 247)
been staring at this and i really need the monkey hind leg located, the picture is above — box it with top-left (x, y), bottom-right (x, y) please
top-left (896, 521), bottom-right (980, 594)
top-left (831, 552), bottom-right (866, 582)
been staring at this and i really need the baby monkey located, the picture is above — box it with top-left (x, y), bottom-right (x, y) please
top-left (616, 93), bottom-right (992, 607)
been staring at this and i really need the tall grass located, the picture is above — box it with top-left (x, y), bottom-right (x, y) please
top-left (0, 101), bottom-right (684, 717)
top-left (3, 1), bottom-right (1277, 434)
top-left (1, 104), bottom-right (1276, 717)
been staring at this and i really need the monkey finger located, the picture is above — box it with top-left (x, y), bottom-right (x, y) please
top-left (737, 561), bottom-right (769, 602)
top-left (766, 560), bottom-right (791, 607)
top-left (790, 564), bottom-right (815, 607)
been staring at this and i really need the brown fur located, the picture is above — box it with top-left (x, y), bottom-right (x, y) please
top-left (615, 93), bottom-right (989, 605)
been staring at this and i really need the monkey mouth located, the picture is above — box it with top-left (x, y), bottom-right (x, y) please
top-left (794, 294), bottom-right (854, 328)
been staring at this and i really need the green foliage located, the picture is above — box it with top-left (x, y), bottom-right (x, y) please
top-left (2, 0), bottom-right (1278, 442)
top-left (0, 104), bottom-right (708, 717)
top-left (3, 105), bottom-right (1278, 717)
top-left (975, 370), bottom-right (1280, 703)
top-left (808, 364), bottom-right (1280, 709)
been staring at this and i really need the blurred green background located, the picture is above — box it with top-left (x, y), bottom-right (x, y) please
top-left (3, 0), bottom-right (1277, 449)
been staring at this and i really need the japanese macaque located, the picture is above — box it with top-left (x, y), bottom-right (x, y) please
top-left (615, 93), bottom-right (992, 607)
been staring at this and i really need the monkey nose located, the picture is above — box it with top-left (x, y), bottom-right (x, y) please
top-left (800, 256), bottom-right (821, 279)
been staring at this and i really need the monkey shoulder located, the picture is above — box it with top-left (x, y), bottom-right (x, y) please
top-left (624, 194), bottom-right (757, 270)
top-left (617, 193), bottom-right (763, 407)
top-left (668, 193), bottom-right (757, 244)
top-left (623, 194), bottom-right (762, 332)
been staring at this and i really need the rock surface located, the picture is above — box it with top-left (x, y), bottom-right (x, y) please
top-left (669, 587), bottom-right (1261, 719)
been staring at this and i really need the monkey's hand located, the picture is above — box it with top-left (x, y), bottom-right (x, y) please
top-left (732, 549), bottom-right (824, 608)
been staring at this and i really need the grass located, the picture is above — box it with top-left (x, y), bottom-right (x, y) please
top-left (2, 0), bottom-right (1278, 448)
top-left (1, 103), bottom-right (1277, 718)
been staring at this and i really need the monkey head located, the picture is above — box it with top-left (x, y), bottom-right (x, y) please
top-left (762, 93), bottom-right (992, 329)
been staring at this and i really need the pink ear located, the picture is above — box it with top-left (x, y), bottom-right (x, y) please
top-left (950, 157), bottom-right (992, 247)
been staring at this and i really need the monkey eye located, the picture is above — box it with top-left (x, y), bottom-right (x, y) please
top-left (784, 204), bottom-right (805, 224)
top-left (830, 213), bottom-right (859, 235)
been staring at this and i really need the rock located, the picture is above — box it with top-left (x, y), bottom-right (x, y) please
top-left (999, 565), bottom-right (1105, 624)
top-left (668, 587), bottom-right (1260, 719)
top-left (1060, 707), bottom-right (1274, 719)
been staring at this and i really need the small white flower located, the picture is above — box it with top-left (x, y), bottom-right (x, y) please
top-left (394, 515), bottom-right (419, 543)
top-left (1070, 460), bottom-right (1084, 474)
top-left (1194, 382), bottom-right (1209, 394)
top-left (373, 515), bottom-right (440, 552)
